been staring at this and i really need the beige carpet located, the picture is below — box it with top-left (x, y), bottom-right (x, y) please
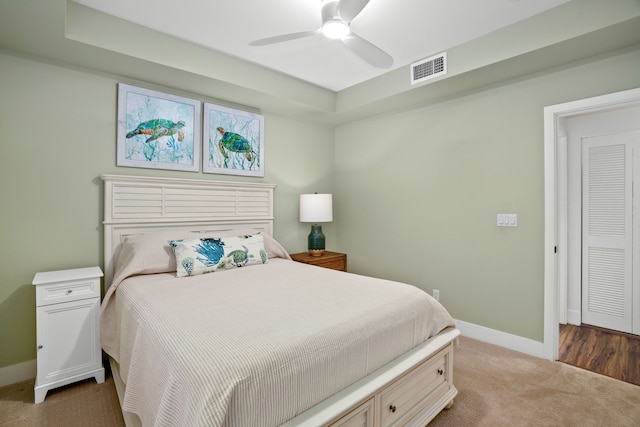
top-left (430, 337), bottom-right (640, 427)
top-left (0, 370), bottom-right (123, 427)
top-left (1, 336), bottom-right (639, 426)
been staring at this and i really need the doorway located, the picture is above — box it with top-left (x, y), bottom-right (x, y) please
top-left (565, 109), bottom-right (640, 335)
top-left (543, 87), bottom-right (640, 361)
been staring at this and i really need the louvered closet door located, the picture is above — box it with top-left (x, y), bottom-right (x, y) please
top-left (581, 133), bottom-right (640, 334)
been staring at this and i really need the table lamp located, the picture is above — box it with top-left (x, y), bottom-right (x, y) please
top-left (299, 193), bottom-right (333, 256)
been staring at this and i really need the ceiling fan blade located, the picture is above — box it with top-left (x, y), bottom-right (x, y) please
top-left (337, 0), bottom-right (370, 23)
top-left (249, 30), bottom-right (318, 46)
top-left (341, 33), bottom-right (393, 68)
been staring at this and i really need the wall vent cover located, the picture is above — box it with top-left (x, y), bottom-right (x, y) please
top-left (411, 52), bottom-right (447, 85)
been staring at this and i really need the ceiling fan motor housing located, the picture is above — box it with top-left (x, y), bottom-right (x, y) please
top-left (321, 0), bottom-right (350, 39)
top-left (321, 0), bottom-right (341, 24)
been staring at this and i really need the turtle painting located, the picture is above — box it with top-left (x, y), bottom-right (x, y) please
top-left (126, 119), bottom-right (186, 143)
top-left (118, 84), bottom-right (201, 170)
top-left (216, 126), bottom-right (259, 169)
top-left (126, 119), bottom-right (187, 162)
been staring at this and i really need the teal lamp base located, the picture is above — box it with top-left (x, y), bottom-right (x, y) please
top-left (308, 224), bottom-right (326, 257)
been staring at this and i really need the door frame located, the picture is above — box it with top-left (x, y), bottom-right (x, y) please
top-left (543, 87), bottom-right (640, 360)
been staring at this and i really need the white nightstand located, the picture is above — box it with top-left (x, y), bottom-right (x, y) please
top-left (32, 266), bottom-right (105, 403)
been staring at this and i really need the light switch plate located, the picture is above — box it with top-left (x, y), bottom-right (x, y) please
top-left (497, 213), bottom-right (518, 227)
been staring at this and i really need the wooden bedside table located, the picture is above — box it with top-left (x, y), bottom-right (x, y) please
top-left (290, 251), bottom-right (347, 272)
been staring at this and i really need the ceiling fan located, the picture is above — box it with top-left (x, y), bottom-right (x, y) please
top-left (249, 0), bottom-right (393, 68)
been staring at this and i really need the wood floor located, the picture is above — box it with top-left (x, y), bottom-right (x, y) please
top-left (558, 323), bottom-right (640, 386)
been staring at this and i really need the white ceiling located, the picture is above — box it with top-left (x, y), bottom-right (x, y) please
top-left (73, 0), bottom-right (570, 92)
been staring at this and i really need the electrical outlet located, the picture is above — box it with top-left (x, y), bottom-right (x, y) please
top-left (433, 289), bottom-right (440, 301)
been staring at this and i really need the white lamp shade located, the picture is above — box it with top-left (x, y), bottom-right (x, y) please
top-left (300, 194), bottom-right (333, 223)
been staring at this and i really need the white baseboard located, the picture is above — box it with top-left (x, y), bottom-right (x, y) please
top-left (455, 319), bottom-right (544, 358)
top-left (0, 359), bottom-right (36, 388)
top-left (567, 309), bottom-right (581, 325)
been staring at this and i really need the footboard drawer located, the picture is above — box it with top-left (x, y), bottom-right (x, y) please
top-left (329, 398), bottom-right (374, 427)
top-left (378, 344), bottom-right (452, 427)
top-left (281, 329), bottom-right (460, 427)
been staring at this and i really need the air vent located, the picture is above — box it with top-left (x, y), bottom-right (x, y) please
top-left (411, 52), bottom-right (447, 85)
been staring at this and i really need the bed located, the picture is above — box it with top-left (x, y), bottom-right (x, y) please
top-left (100, 174), bottom-right (460, 427)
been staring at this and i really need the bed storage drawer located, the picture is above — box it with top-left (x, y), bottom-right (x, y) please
top-left (378, 345), bottom-right (451, 427)
top-left (329, 398), bottom-right (374, 427)
top-left (283, 333), bottom-right (459, 427)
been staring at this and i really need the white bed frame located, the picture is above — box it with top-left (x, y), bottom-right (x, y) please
top-left (102, 174), bottom-right (459, 427)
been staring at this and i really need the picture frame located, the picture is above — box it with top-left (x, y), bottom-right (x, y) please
top-left (117, 83), bottom-right (201, 172)
top-left (203, 102), bottom-right (264, 177)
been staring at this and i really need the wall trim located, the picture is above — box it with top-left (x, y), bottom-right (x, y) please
top-left (567, 310), bottom-right (581, 326)
top-left (455, 319), bottom-right (544, 358)
top-left (0, 359), bottom-right (36, 388)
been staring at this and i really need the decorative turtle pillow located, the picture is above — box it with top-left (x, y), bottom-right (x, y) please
top-left (169, 233), bottom-right (268, 277)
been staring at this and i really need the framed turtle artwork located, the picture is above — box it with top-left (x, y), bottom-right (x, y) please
top-left (117, 83), bottom-right (201, 172)
top-left (203, 102), bottom-right (265, 177)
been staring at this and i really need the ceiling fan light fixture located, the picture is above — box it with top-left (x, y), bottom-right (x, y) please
top-left (321, 19), bottom-right (350, 39)
top-left (250, 0), bottom-right (393, 69)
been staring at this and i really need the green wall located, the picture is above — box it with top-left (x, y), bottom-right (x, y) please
top-left (1, 0), bottom-right (639, 377)
top-left (334, 48), bottom-right (640, 341)
top-left (0, 52), bottom-right (335, 369)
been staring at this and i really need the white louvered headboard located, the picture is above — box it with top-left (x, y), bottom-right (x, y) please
top-left (102, 174), bottom-right (276, 290)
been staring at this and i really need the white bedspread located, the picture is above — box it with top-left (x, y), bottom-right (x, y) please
top-left (101, 259), bottom-right (454, 427)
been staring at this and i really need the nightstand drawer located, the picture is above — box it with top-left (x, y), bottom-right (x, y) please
top-left (312, 257), bottom-right (346, 271)
top-left (290, 251), bottom-right (347, 272)
top-left (34, 266), bottom-right (103, 306)
top-left (35, 278), bottom-right (100, 306)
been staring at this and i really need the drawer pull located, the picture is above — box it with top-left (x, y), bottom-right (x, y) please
top-left (389, 404), bottom-right (396, 413)
top-left (37, 345), bottom-right (43, 350)
top-left (437, 368), bottom-right (444, 375)
top-left (67, 289), bottom-right (73, 294)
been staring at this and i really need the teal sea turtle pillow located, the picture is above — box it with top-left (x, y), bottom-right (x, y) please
top-left (169, 233), bottom-right (268, 277)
